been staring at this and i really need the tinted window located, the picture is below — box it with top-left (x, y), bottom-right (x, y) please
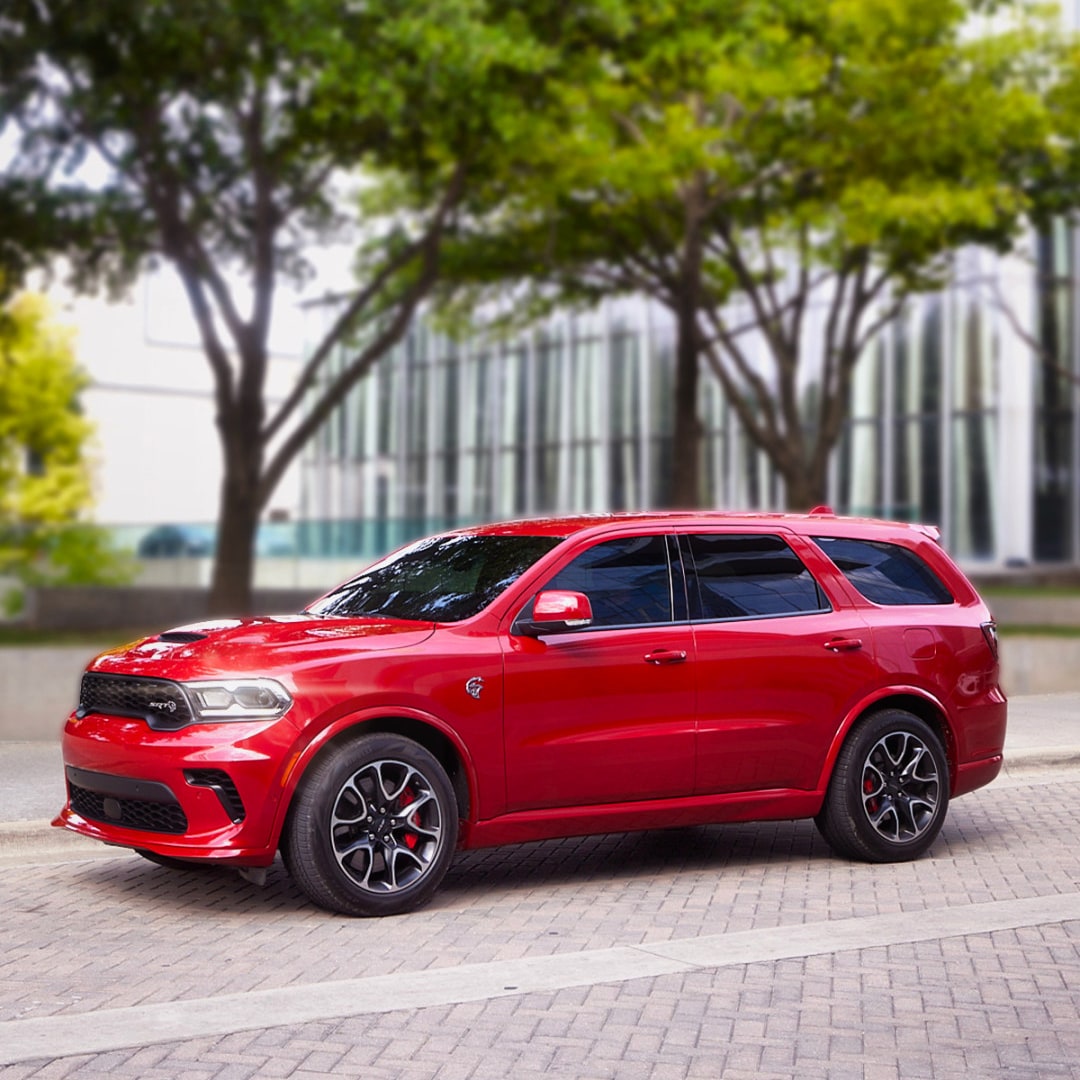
top-left (309, 534), bottom-right (564, 622)
top-left (544, 535), bottom-right (673, 627)
top-left (685, 534), bottom-right (827, 619)
top-left (813, 536), bottom-right (953, 605)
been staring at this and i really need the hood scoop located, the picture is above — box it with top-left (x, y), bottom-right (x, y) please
top-left (154, 619), bottom-right (243, 644)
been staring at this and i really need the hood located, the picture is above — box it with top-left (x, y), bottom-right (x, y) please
top-left (87, 613), bottom-right (437, 680)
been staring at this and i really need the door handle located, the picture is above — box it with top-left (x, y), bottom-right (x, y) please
top-left (644, 649), bottom-right (688, 665)
top-left (824, 637), bottom-right (863, 653)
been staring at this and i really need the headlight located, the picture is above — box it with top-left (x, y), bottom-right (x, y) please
top-left (185, 678), bottom-right (293, 722)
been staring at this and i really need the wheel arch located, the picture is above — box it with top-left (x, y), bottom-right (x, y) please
top-left (274, 710), bottom-right (475, 848)
top-left (350, 716), bottom-right (472, 821)
top-left (819, 689), bottom-right (957, 795)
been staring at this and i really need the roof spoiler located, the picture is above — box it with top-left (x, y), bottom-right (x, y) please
top-left (808, 505), bottom-right (941, 543)
top-left (913, 522), bottom-right (942, 543)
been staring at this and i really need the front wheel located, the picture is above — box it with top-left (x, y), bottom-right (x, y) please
top-left (283, 733), bottom-right (458, 917)
top-left (815, 709), bottom-right (949, 863)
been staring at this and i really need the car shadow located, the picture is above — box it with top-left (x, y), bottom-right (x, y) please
top-left (65, 811), bottom-right (994, 921)
top-left (441, 818), bottom-right (829, 896)
top-left (63, 818), bottom-right (838, 919)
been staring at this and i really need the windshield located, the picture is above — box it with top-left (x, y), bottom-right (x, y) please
top-left (307, 533), bottom-right (565, 622)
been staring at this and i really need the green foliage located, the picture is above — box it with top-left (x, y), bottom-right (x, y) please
top-left (0, 0), bottom-right (584, 610)
top-left (0, 294), bottom-right (91, 525)
top-left (4, 0), bottom-right (1075, 546)
top-left (1030, 31), bottom-right (1080, 225)
top-left (0, 0), bottom-right (570, 292)
top-left (445, 0), bottom-right (1058, 288)
top-left (435, 0), bottom-right (1067, 506)
top-left (0, 293), bottom-right (129, 612)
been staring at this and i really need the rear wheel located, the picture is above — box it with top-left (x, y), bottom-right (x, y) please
top-left (815, 709), bottom-right (949, 863)
top-left (283, 733), bottom-right (458, 917)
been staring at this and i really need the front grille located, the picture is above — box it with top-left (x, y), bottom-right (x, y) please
top-left (79, 673), bottom-right (192, 729)
top-left (185, 769), bottom-right (246, 823)
top-left (68, 781), bottom-right (189, 834)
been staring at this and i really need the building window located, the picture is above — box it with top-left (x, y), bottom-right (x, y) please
top-left (1034, 221), bottom-right (1077, 562)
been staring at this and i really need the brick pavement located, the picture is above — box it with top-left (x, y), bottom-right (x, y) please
top-left (1, 766), bottom-right (1079, 1077)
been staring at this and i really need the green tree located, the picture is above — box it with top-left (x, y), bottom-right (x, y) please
top-left (0, 0), bottom-right (566, 612)
top-left (0, 292), bottom-right (122, 609)
top-left (440, 0), bottom-right (1059, 509)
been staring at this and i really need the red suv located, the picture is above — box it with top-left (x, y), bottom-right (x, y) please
top-left (55, 512), bottom-right (1006, 916)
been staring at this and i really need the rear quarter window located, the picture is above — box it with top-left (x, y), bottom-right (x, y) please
top-left (813, 536), bottom-right (953, 605)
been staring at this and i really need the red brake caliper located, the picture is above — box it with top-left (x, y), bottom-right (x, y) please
top-left (401, 785), bottom-right (419, 849)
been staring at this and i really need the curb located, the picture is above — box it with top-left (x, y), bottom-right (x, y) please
top-left (1000, 748), bottom-right (1080, 773)
top-left (0, 820), bottom-right (106, 858)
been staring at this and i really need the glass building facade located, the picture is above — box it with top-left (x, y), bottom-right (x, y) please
top-left (299, 236), bottom-right (1077, 569)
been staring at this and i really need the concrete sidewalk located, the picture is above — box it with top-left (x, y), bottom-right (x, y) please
top-left (1, 692), bottom-right (1077, 847)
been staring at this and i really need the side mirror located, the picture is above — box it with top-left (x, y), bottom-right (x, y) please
top-left (514, 590), bottom-right (594, 636)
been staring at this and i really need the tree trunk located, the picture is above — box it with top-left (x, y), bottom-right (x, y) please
top-left (779, 456), bottom-right (829, 513)
top-left (208, 404), bottom-right (264, 615)
top-left (670, 295), bottom-right (702, 508)
top-left (209, 473), bottom-right (260, 614)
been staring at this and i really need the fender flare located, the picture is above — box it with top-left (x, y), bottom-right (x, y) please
top-left (814, 685), bottom-right (953, 795)
top-left (268, 705), bottom-right (480, 846)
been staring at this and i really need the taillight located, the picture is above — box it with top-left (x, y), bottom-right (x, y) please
top-left (981, 620), bottom-right (999, 658)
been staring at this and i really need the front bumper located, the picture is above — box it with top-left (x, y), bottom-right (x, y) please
top-left (54, 711), bottom-right (294, 866)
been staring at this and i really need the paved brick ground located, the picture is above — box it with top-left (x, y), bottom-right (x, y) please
top-left (2, 768), bottom-right (1079, 1078)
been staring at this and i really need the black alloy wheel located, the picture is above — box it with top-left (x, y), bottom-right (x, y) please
top-left (283, 733), bottom-right (458, 917)
top-left (815, 709), bottom-right (949, 863)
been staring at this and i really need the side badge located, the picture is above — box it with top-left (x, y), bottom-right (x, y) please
top-left (465, 676), bottom-right (484, 700)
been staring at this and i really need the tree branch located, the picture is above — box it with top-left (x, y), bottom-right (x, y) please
top-left (818, 261), bottom-right (853, 447)
top-left (244, 80), bottom-right (277, 368)
top-left (712, 220), bottom-right (790, 372)
top-left (986, 275), bottom-right (1080, 388)
top-left (790, 220), bottom-right (811, 351)
top-left (813, 259), bottom-right (890, 482)
top-left (264, 167), bottom-right (465, 443)
top-left (257, 241), bottom-right (441, 506)
top-left (172, 258), bottom-right (237, 414)
top-left (258, 167), bottom-right (465, 496)
top-left (698, 303), bottom-right (786, 460)
top-left (130, 99), bottom-right (253, 379)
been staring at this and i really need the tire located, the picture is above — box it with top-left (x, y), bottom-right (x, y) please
top-left (815, 709), bottom-right (949, 863)
top-left (283, 733), bottom-right (458, 917)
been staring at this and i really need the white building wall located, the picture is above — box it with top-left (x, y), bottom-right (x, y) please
top-left (51, 266), bottom-right (305, 529)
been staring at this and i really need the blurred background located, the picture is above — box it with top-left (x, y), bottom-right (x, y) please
top-left (3, 0), bottom-right (1080, 696)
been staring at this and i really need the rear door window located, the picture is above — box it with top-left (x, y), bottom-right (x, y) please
top-left (683, 534), bottom-right (829, 620)
top-left (813, 536), bottom-right (953, 605)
